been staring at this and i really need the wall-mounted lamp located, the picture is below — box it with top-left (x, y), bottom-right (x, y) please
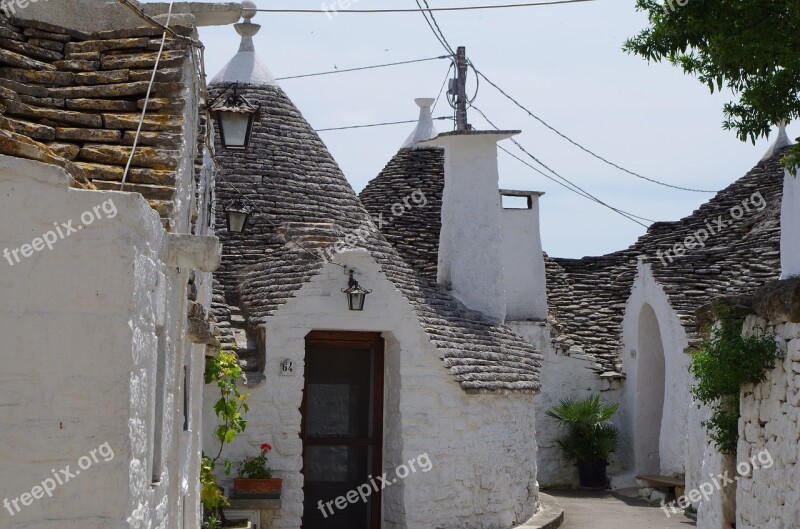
top-left (342, 270), bottom-right (372, 311)
top-left (209, 82), bottom-right (260, 150)
top-left (225, 200), bottom-right (252, 233)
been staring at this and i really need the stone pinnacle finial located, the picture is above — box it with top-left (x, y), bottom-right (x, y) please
top-left (241, 0), bottom-right (257, 20)
top-left (402, 97), bottom-right (438, 148)
top-left (761, 121), bottom-right (793, 161)
top-left (235, 0), bottom-right (260, 51)
top-left (210, 0), bottom-right (276, 86)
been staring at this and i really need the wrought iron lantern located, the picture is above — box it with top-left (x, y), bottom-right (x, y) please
top-left (210, 83), bottom-right (260, 150)
top-left (342, 270), bottom-right (372, 311)
top-left (225, 200), bottom-right (252, 233)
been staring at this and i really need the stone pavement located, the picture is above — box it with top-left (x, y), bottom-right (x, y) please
top-left (545, 489), bottom-right (696, 529)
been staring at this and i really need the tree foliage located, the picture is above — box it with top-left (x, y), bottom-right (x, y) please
top-left (624, 1), bottom-right (800, 170)
top-left (689, 305), bottom-right (783, 454)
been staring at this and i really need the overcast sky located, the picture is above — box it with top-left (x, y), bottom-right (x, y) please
top-left (172, 0), bottom-right (794, 258)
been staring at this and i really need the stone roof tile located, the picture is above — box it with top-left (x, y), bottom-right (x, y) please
top-left (0, 14), bottom-right (194, 228)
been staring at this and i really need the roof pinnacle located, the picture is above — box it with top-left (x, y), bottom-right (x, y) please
top-left (402, 98), bottom-right (438, 148)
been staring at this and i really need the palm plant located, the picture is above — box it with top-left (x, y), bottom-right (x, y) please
top-left (546, 395), bottom-right (620, 464)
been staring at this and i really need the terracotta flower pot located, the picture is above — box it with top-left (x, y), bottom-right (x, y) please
top-left (233, 477), bottom-right (282, 499)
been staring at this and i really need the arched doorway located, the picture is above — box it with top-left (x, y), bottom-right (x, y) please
top-left (636, 304), bottom-right (666, 475)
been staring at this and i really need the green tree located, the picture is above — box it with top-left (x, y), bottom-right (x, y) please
top-left (624, 1), bottom-right (800, 170)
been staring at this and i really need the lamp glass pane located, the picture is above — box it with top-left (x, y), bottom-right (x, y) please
top-left (228, 211), bottom-right (248, 233)
top-left (220, 112), bottom-right (251, 147)
top-left (350, 292), bottom-right (365, 311)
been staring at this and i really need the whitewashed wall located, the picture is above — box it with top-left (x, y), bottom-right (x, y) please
top-left (620, 262), bottom-right (691, 486)
top-left (780, 168), bottom-right (800, 279)
top-left (502, 198), bottom-right (548, 322)
top-left (510, 322), bottom-right (625, 487)
top-left (204, 250), bottom-right (539, 529)
top-left (736, 318), bottom-right (800, 529)
top-left (0, 157), bottom-right (201, 529)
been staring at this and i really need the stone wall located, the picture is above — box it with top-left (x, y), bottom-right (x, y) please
top-left (736, 287), bottom-right (800, 529)
top-left (204, 250), bottom-right (539, 529)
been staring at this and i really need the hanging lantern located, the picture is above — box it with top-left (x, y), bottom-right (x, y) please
top-left (225, 200), bottom-right (252, 233)
top-left (342, 270), bottom-right (372, 311)
top-left (211, 83), bottom-right (260, 150)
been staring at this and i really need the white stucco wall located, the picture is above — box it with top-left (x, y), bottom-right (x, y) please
top-left (204, 249), bottom-right (539, 529)
top-left (780, 168), bottom-right (800, 279)
top-left (736, 318), bottom-right (800, 529)
top-left (510, 322), bottom-right (625, 487)
top-left (423, 132), bottom-right (515, 322)
top-left (502, 198), bottom-right (548, 322)
top-left (0, 156), bottom-right (207, 529)
top-left (620, 261), bottom-right (691, 486)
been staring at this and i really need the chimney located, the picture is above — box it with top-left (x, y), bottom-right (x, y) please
top-left (782, 161), bottom-right (800, 279)
top-left (420, 130), bottom-right (520, 321)
top-left (500, 190), bottom-right (548, 320)
top-left (777, 128), bottom-right (798, 279)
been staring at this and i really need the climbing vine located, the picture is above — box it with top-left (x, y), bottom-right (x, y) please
top-left (202, 349), bottom-right (250, 529)
top-left (689, 305), bottom-right (783, 454)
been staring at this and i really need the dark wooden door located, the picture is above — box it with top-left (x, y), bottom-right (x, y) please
top-left (301, 331), bottom-right (384, 529)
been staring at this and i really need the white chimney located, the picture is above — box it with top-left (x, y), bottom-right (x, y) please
top-left (781, 165), bottom-right (800, 279)
top-left (500, 190), bottom-right (548, 320)
top-left (420, 130), bottom-right (519, 321)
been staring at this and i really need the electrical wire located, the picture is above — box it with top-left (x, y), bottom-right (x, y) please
top-left (120, 0), bottom-right (174, 190)
top-left (317, 116), bottom-right (453, 132)
top-left (421, 0), bottom-right (455, 54)
top-left (415, 0), bottom-right (454, 55)
top-left (471, 66), bottom-right (719, 194)
top-left (254, 1), bottom-right (597, 14)
top-left (115, 0), bottom-right (348, 267)
top-left (275, 56), bottom-right (449, 81)
top-left (472, 105), bottom-right (654, 227)
top-left (432, 60), bottom-right (455, 114)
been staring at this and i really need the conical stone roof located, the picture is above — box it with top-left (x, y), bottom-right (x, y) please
top-left (211, 47), bottom-right (541, 392)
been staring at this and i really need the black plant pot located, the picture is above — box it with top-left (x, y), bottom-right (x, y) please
top-left (576, 461), bottom-right (608, 488)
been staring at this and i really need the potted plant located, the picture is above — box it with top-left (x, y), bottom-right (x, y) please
top-left (546, 395), bottom-right (620, 488)
top-left (233, 443), bottom-right (282, 499)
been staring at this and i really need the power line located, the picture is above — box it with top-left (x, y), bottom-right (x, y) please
top-left (471, 66), bottom-right (719, 194)
top-left (472, 105), bottom-right (654, 227)
top-left (418, 0), bottom-right (455, 55)
top-left (317, 116), bottom-right (453, 132)
top-left (432, 60), bottom-right (455, 114)
top-left (275, 56), bottom-right (449, 81)
top-left (255, 1), bottom-right (596, 14)
top-left (415, 0), bottom-right (453, 55)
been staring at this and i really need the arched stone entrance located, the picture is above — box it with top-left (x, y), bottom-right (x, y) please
top-left (635, 304), bottom-right (666, 475)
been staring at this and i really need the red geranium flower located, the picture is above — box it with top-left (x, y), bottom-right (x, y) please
top-left (260, 443), bottom-right (272, 452)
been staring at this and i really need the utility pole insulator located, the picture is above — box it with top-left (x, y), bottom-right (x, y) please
top-left (455, 46), bottom-right (470, 132)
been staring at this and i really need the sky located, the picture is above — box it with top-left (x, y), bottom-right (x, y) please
top-left (162, 0), bottom-right (795, 258)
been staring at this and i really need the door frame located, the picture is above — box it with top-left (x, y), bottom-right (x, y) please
top-left (301, 331), bottom-right (385, 528)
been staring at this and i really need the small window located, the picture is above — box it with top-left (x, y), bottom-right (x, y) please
top-left (182, 365), bottom-right (190, 432)
top-left (151, 329), bottom-right (168, 484)
top-left (502, 195), bottom-right (531, 209)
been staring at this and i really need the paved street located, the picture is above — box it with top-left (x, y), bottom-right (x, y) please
top-left (545, 489), bottom-right (696, 529)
